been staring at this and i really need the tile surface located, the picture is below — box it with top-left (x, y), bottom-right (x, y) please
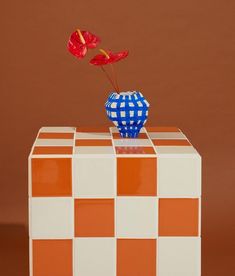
top-left (74, 238), bottom-right (116, 276)
top-left (30, 197), bottom-right (73, 238)
top-left (158, 237), bottom-right (201, 276)
top-left (29, 126), bottom-right (201, 276)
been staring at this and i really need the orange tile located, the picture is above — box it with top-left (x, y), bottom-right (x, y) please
top-left (74, 199), bottom-right (114, 237)
top-left (75, 139), bottom-right (112, 146)
top-left (33, 146), bottom-right (73, 155)
top-left (32, 158), bottom-right (72, 196)
top-left (33, 240), bottom-right (72, 276)
top-left (159, 198), bottom-right (199, 236)
top-left (117, 158), bottom-right (157, 196)
top-left (116, 146), bottom-right (155, 154)
top-left (152, 139), bottom-right (191, 146)
top-left (113, 132), bottom-right (148, 139)
top-left (146, 126), bottom-right (180, 132)
top-left (76, 127), bottom-right (110, 132)
top-left (117, 239), bottom-right (156, 276)
top-left (38, 132), bottom-right (74, 139)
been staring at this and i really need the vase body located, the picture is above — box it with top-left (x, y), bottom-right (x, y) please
top-left (105, 91), bottom-right (150, 138)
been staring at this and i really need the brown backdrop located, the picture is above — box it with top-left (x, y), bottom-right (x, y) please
top-left (0, 0), bottom-right (235, 275)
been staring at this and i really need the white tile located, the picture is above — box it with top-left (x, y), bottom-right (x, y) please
top-left (76, 132), bottom-right (111, 139)
top-left (156, 146), bottom-right (198, 155)
top-left (110, 127), bottom-right (145, 133)
top-left (113, 139), bottom-right (152, 147)
top-left (74, 146), bottom-right (114, 155)
top-left (35, 139), bottom-right (74, 146)
top-left (30, 197), bottom-right (73, 238)
top-left (149, 132), bottom-right (186, 139)
top-left (74, 238), bottom-right (116, 276)
top-left (40, 127), bottom-right (75, 133)
top-left (158, 237), bottom-right (201, 276)
top-left (116, 197), bottom-right (157, 238)
top-left (158, 154), bottom-right (201, 196)
top-left (73, 157), bottom-right (115, 197)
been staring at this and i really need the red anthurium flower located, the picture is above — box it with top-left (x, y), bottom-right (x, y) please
top-left (67, 29), bottom-right (100, 59)
top-left (90, 49), bottom-right (129, 66)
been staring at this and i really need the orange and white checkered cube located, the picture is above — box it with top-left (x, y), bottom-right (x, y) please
top-left (28, 126), bottom-right (201, 276)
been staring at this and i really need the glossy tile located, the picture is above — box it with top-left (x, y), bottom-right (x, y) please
top-left (74, 199), bottom-right (114, 237)
top-left (115, 146), bottom-right (155, 154)
top-left (116, 197), bottom-right (157, 238)
top-left (113, 132), bottom-right (148, 139)
top-left (32, 239), bottom-right (72, 276)
top-left (146, 126), bottom-right (180, 132)
top-left (75, 139), bottom-right (112, 146)
top-left (76, 127), bottom-right (110, 132)
top-left (30, 197), bottom-right (73, 238)
top-left (35, 139), bottom-right (74, 146)
top-left (156, 146), bottom-right (198, 155)
top-left (74, 238), bottom-right (116, 276)
top-left (159, 198), bottom-right (199, 236)
top-left (158, 154), bottom-right (201, 196)
top-left (117, 239), bottom-right (156, 276)
top-left (33, 146), bottom-right (73, 155)
top-left (153, 139), bottom-right (191, 146)
top-left (38, 132), bottom-right (74, 139)
top-left (73, 157), bottom-right (115, 197)
top-left (149, 132), bottom-right (186, 139)
top-left (31, 158), bottom-right (72, 196)
top-left (158, 237), bottom-right (200, 276)
top-left (40, 127), bottom-right (75, 133)
top-left (117, 158), bottom-right (157, 196)
top-left (76, 132), bottom-right (111, 139)
top-left (74, 146), bottom-right (114, 155)
top-left (113, 139), bottom-right (152, 147)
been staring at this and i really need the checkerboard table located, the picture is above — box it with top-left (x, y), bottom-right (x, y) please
top-left (28, 126), bottom-right (201, 276)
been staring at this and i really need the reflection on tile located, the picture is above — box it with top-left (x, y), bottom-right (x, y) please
top-left (113, 133), bottom-right (148, 139)
top-left (115, 146), bottom-right (155, 154)
top-left (114, 139), bottom-right (152, 147)
top-left (31, 158), bottom-right (72, 196)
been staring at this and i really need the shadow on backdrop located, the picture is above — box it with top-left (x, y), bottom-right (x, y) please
top-left (0, 224), bottom-right (29, 276)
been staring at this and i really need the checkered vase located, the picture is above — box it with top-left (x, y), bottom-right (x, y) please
top-left (105, 91), bottom-right (150, 138)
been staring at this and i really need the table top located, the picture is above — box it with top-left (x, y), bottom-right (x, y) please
top-left (29, 126), bottom-right (200, 158)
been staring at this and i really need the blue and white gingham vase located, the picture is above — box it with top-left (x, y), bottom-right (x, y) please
top-left (105, 91), bottom-right (150, 138)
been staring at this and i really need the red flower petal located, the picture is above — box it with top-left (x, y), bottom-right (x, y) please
top-left (82, 31), bottom-right (100, 49)
top-left (90, 50), bottom-right (129, 66)
top-left (67, 30), bottom-right (100, 59)
top-left (67, 40), bottom-right (87, 59)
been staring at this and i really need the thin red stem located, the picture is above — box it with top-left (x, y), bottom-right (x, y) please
top-left (110, 64), bottom-right (120, 93)
top-left (100, 66), bottom-right (118, 92)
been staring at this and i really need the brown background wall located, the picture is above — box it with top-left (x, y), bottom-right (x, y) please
top-left (0, 0), bottom-right (235, 275)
